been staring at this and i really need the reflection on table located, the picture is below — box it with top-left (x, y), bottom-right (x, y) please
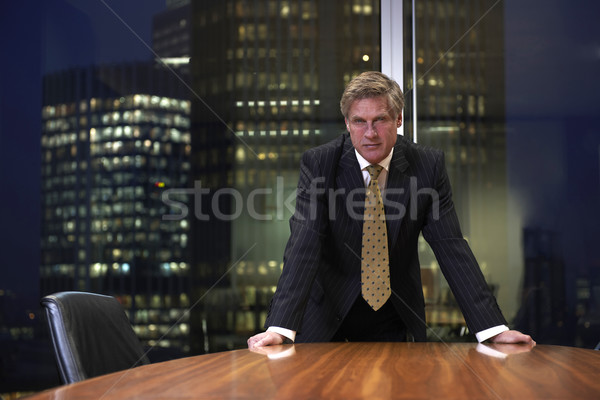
top-left (26, 342), bottom-right (600, 399)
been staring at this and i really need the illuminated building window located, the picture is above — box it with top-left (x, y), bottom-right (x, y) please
top-left (151, 295), bottom-right (161, 308)
top-left (135, 295), bottom-right (146, 308)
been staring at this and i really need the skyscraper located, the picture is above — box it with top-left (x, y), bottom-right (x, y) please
top-left (152, 0), bottom-right (192, 76)
top-left (40, 62), bottom-right (193, 352)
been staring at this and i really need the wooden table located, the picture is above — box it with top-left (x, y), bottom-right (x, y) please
top-left (26, 342), bottom-right (600, 399)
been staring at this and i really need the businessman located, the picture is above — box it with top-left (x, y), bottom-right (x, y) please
top-left (248, 71), bottom-right (534, 348)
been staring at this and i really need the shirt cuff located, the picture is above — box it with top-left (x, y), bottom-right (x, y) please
top-left (267, 326), bottom-right (296, 343)
top-left (475, 325), bottom-right (509, 343)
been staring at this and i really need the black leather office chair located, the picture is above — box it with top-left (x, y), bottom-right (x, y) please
top-left (41, 291), bottom-right (150, 384)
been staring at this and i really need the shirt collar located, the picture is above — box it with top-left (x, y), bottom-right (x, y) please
top-left (354, 147), bottom-right (394, 172)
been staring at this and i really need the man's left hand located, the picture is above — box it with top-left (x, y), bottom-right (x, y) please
top-left (489, 330), bottom-right (536, 345)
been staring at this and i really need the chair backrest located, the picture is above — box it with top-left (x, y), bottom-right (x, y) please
top-left (41, 291), bottom-right (150, 384)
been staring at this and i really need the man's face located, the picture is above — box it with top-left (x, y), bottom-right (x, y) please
top-left (345, 96), bottom-right (402, 165)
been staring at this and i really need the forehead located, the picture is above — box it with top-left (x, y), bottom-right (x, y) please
top-left (348, 96), bottom-right (390, 117)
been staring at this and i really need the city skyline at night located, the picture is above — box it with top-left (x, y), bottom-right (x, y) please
top-left (1, 0), bottom-right (599, 396)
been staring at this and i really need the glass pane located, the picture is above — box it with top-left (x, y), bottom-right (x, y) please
top-left (189, 0), bottom-right (381, 352)
top-left (403, 0), bottom-right (507, 341)
top-left (33, 0), bottom-right (381, 362)
top-left (406, 0), bottom-right (600, 346)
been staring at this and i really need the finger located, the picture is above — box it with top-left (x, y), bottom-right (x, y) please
top-left (490, 330), bottom-right (529, 344)
top-left (256, 335), bottom-right (275, 347)
top-left (247, 334), bottom-right (265, 349)
top-left (255, 333), bottom-right (282, 348)
top-left (509, 332), bottom-right (534, 344)
top-left (512, 333), bottom-right (532, 343)
top-left (256, 337), bottom-right (269, 347)
top-left (523, 334), bottom-right (536, 345)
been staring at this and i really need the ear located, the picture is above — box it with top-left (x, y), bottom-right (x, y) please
top-left (396, 114), bottom-right (402, 128)
top-left (345, 118), bottom-right (350, 131)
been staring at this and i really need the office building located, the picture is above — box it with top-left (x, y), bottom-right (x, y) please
top-left (152, 0), bottom-right (192, 75)
top-left (40, 62), bottom-right (192, 352)
top-left (515, 228), bottom-right (567, 343)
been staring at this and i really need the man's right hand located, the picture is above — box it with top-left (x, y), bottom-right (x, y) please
top-left (247, 331), bottom-right (285, 349)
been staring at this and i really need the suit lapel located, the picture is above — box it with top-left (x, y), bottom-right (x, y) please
top-left (337, 136), bottom-right (365, 202)
top-left (336, 136), bottom-right (366, 241)
top-left (384, 136), bottom-right (411, 247)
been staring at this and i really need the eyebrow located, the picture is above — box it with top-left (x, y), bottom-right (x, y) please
top-left (350, 113), bottom-right (389, 121)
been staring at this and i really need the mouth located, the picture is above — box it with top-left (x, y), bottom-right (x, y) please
top-left (363, 143), bottom-right (381, 149)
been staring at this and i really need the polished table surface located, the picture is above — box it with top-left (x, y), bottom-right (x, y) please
top-left (27, 342), bottom-right (600, 399)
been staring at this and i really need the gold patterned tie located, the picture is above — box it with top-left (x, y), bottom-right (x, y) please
top-left (361, 165), bottom-right (391, 311)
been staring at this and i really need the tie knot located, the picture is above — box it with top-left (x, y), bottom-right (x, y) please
top-left (366, 164), bottom-right (383, 180)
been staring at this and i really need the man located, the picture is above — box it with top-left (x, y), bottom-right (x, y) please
top-left (248, 71), bottom-right (534, 348)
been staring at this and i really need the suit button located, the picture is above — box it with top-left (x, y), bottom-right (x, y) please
top-left (336, 316), bottom-right (342, 322)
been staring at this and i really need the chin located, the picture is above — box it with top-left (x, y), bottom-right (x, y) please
top-left (362, 152), bottom-right (384, 164)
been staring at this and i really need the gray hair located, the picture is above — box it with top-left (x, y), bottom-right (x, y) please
top-left (340, 71), bottom-right (405, 119)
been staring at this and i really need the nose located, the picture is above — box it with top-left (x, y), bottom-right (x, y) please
top-left (364, 122), bottom-right (378, 138)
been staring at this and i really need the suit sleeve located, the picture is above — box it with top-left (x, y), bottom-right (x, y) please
top-left (422, 151), bottom-right (507, 333)
top-left (264, 150), bottom-right (329, 331)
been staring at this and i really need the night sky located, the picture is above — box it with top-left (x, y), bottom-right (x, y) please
top-left (0, 0), bottom-right (166, 312)
top-left (1, 0), bottom-right (599, 319)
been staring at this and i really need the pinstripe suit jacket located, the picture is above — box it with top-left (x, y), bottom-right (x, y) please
top-left (265, 133), bottom-right (507, 342)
